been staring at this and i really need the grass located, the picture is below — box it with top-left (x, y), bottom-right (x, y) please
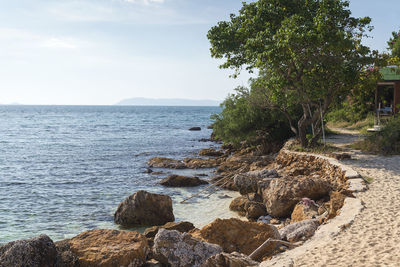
top-left (327, 114), bottom-right (375, 134)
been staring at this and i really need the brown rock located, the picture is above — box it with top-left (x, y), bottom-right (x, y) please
top-left (245, 201), bottom-right (267, 220)
top-left (199, 148), bottom-right (224, 157)
top-left (114, 190), bottom-right (174, 227)
top-left (148, 157), bottom-right (186, 169)
top-left (269, 218), bottom-right (280, 225)
top-left (192, 218), bottom-right (280, 255)
top-left (263, 176), bottom-right (331, 217)
top-left (0, 234), bottom-right (57, 267)
top-left (291, 202), bottom-right (319, 223)
top-left (229, 196), bottom-right (250, 215)
top-left (144, 221), bottom-right (195, 238)
top-left (160, 175), bottom-right (208, 187)
top-left (326, 191), bottom-right (348, 220)
top-left (202, 252), bottom-right (259, 267)
top-left (68, 229), bottom-right (148, 267)
top-left (183, 158), bottom-right (219, 168)
top-left (55, 239), bottom-right (80, 267)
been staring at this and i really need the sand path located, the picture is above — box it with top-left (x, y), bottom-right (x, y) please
top-left (288, 130), bottom-right (400, 266)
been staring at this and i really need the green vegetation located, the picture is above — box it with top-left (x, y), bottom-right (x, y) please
top-left (353, 116), bottom-right (400, 154)
top-left (211, 86), bottom-right (295, 151)
top-left (208, 0), bottom-right (400, 152)
top-left (388, 28), bottom-right (400, 58)
top-left (208, 0), bottom-right (374, 148)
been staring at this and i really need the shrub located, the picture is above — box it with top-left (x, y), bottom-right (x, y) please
top-left (353, 116), bottom-right (400, 154)
top-left (211, 86), bottom-right (294, 150)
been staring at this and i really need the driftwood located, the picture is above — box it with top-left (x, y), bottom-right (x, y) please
top-left (249, 238), bottom-right (299, 261)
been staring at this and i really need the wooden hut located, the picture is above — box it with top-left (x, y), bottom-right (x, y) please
top-left (376, 66), bottom-right (400, 114)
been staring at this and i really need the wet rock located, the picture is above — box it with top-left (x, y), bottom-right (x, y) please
top-left (279, 219), bottom-right (319, 242)
top-left (55, 239), bottom-right (80, 267)
top-left (192, 218), bottom-right (280, 255)
top-left (198, 148), bottom-right (224, 157)
top-left (202, 252), bottom-right (259, 267)
top-left (0, 234), bottom-right (57, 267)
top-left (144, 168), bottom-right (153, 174)
top-left (160, 175), bottom-right (208, 187)
top-left (291, 202), bottom-right (319, 223)
top-left (189, 127), bottom-right (201, 131)
top-left (153, 229), bottom-right (222, 267)
top-left (148, 157), bottom-right (186, 169)
top-left (144, 221), bottom-right (195, 238)
top-left (263, 176), bottom-right (331, 217)
top-left (68, 229), bottom-right (148, 267)
top-left (114, 190), bottom-right (174, 227)
top-left (183, 158), bottom-right (219, 168)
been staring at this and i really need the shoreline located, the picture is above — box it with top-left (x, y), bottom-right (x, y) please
top-left (0, 133), bottom-right (370, 266)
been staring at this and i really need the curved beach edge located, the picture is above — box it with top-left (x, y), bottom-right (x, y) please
top-left (260, 148), bottom-right (366, 267)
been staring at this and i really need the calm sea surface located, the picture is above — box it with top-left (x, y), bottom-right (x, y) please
top-left (0, 105), bottom-right (239, 244)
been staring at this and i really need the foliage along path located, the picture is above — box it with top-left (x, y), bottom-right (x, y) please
top-left (279, 129), bottom-right (400, 266)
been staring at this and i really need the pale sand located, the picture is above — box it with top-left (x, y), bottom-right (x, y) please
top-left (262, 130), bottom-right (400, 266)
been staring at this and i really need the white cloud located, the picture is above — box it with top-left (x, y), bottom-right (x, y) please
top-left (41, 38), bottom-right (78, 49)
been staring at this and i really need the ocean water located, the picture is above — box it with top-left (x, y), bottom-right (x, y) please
top-left (0, 105), bottom-right (240, 244)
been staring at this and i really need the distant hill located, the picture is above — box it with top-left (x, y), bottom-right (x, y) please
top-left (115, 97), bottom-right (221, 106)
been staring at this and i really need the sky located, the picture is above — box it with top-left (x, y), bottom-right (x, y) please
top-left (0, 0), bottom-right (399, 105)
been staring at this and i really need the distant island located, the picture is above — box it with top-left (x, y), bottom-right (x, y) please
top-left (115, 97), bottom-right (221, 106)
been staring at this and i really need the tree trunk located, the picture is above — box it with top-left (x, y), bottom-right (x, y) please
top-left (297, 109), bottom-right (310, 147)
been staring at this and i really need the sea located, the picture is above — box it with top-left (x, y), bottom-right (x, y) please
top-left (0, 105), bottom-right (240, 244)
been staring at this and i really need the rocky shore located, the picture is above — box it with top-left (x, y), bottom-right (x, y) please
top-left (0, 139), bottom-right (364, 267)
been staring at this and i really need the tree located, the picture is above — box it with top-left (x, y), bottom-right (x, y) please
top-left (208, 0), bottom-right (373, 147)
top-left (388, 28), bottom-right (400, 58)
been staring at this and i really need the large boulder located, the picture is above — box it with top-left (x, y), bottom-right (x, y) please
top-left (192, 218), bottom-right (280, 255)
top-left (0, 234), bottom-right (57, 267)
top-left (153, 229), bottom-right (222, 267)
top-left (114, 190), bottom-right (174, 227)
top-left (291, 202), bottom-right (319, 223)
top-left (202, 252), bottom-right (259, 267)
top-left (68, 229), bottom-right (148, 267)
top-left (144, 221), bottom-right (195, 238)
top-left (160, 175), bottom-right (208, 187)
top-left (198, 148), bottom-right (224, 157)
top-left (279, 219), bottom-right (319, 242)
top-left (148, 157), bottom-right (186, 169)
top-left (55, 239), bottom-right (80, 267)
top-left (263, 176), bottom-right (331, 217)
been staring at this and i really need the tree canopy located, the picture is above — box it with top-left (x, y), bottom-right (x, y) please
top-left (388, 28), bottom-right (400, 58)
top-left (208, 0), bottom-right (373, 147)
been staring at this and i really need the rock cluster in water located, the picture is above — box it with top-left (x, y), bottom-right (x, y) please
top-left (0, 139), bottom-right (355, 266)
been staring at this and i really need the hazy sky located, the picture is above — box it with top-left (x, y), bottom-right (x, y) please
top-left (1, 0), bottom-right (399, 105)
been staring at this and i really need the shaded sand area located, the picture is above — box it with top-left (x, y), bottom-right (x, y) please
top-left (265, 129), bottom-right (400, 266)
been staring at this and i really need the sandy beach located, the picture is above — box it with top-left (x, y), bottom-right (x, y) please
top-left (266, 130), bottom-right (400, 266)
